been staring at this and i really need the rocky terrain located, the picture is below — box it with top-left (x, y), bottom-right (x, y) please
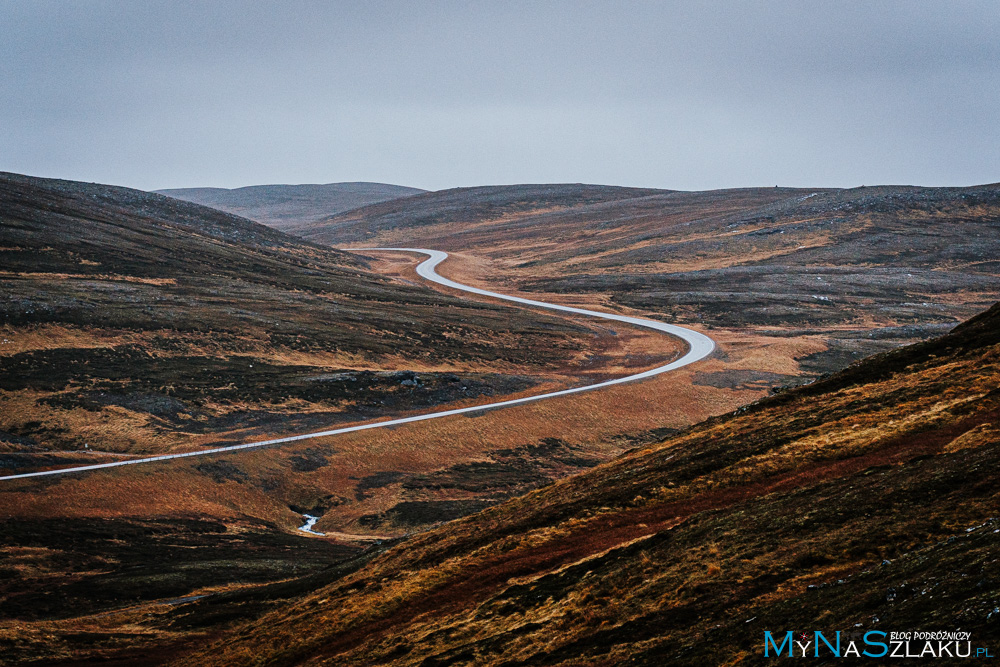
top-left (156, 182), bottom-right (425, 232)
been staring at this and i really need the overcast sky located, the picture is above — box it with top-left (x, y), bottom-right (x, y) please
top-left (2, 1), bottom-right (998, 191)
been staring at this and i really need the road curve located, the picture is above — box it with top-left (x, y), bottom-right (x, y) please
top-left (0, 249), bottom-right (714, 481)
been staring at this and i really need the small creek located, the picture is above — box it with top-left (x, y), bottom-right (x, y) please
top-left (297, 513), bottom-right (325, 536)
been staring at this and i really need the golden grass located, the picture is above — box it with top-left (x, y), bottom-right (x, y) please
top-left (0, 271), bottom-right (177, 285)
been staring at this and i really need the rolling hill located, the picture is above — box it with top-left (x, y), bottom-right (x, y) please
top-left (297, 182), bottom-right (1000, 378)
top-left (181, 297), bottom-right (1000, 665)
top-left (1, 173), bottom-right (704, 665)
top-left (292, 183), bottom-right (671, 244)
top-left (4, 175), bottom-right (999, 664)
top-left (156, 182), bottom-right (426, 231)
top-left (1, 172), bottom-right (597, 463)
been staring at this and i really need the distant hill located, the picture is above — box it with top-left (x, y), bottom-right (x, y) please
top-left (291, 182), bottom-right (672, 244)
top-left (155, 182), bottom-right (426, 231)
top-left (299, 182), bottom-right (1000, 374)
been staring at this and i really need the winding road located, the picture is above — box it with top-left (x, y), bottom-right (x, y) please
top-left (0, 249), bottom-right (714, 481)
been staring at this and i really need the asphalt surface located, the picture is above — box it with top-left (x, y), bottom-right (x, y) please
top-left (0, 249), bottom-right (714, 481)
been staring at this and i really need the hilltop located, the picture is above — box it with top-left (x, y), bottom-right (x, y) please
top-left (156, 182), bottom-right (426, 231)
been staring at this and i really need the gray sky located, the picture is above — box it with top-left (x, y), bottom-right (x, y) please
top-left (2, 1), bottom-right (998, 191)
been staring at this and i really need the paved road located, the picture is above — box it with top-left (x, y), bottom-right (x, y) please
top-left (0, 249), bottom-right (715, 481)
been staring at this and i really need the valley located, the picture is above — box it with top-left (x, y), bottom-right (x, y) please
top-left (6, 4), bottom-right (997, 665)
top-left (311, 183), bottom-right (1000, 378)
top-left (182, 297), bottom-right (1000, 666)
top-left (1, 173), bottom-right (998, 665)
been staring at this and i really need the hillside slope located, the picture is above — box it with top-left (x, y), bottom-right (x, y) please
top-left (156, 182), bottom-right (426, 231)
top-left (0, 172), bottom-right (591, 461)
top-left (185, 300), bottom-right (1000, 665)
top-left (1, 175), bottom-right (706, 667)
top-left (302, 183), bottom-right (1000, 379)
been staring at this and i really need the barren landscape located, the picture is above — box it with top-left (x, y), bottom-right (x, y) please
top-left (0, 173), bottom-right (711, 664)
top-left (2, 173), bottom-right (999, 665)
top-left (313, 183), bottom-right (1000, 343)
top-left (184, 289), bottom-right (1000, 667)
top-left (5, 2), bottom-right (998, 664)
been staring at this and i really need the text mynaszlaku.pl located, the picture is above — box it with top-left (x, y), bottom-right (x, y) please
top-left (764, 630), bottom-right (993, 658)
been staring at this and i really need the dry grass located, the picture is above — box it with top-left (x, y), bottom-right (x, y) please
top-left (176, 304), bottom-right (1000, 666)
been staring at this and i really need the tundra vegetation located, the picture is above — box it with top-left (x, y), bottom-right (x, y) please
top-left (1, 173), bottom-right (998, 664)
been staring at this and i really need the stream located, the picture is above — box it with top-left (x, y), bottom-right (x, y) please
top-left (297, 514), bottom-right (325, 536)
